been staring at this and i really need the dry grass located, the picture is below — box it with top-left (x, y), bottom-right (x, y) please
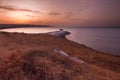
top-left (0, 32), bottom-right (120, 80)
top-left (0, 50), bottom-right (119, 80)
top-left (0, 50), bottom-right (87, 80)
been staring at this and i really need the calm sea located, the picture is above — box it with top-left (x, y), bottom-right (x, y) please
top-left (1, 27), bottom-right (120, 55)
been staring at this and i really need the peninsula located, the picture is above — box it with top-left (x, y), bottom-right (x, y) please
top-left (0, 31), bottom-right (119, 80)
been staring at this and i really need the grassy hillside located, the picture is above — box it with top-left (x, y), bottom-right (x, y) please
top-left (0, 32), bottom-right (120, 80)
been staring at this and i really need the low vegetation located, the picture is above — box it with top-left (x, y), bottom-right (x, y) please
top-left (0, 32), bottom-right (120, 80)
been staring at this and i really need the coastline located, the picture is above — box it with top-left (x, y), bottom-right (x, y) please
top-left (0, 24), bottom-right (52, 29)
top-left (0, 32), bottom-right (120, 80)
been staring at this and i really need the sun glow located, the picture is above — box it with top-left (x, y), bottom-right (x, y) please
top-left (8, 11), bottom-right (33, 23)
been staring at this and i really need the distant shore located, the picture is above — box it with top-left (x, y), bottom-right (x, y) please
top-left (0, 32), bottom-right (120, 80)
top-left (0, 24), bottom-right (51, 29)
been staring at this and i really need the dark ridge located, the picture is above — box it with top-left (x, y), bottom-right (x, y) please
top-left (0, 24), bottom-right (52, 29)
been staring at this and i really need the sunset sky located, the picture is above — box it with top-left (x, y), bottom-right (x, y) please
top-left (0, 0), bottom-right (120, 27)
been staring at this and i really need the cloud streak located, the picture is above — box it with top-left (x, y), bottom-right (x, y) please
top-left (48, 12), bottom-right (62, 16)
top-left (64, 11), bottom-right (73, 18)
top-left (0, 5), bottom-right (40, 13)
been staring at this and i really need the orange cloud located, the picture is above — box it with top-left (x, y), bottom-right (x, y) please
top-left (0, 5), bottom-right (40, 13)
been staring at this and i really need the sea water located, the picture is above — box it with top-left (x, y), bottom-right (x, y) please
top-left (1, 27), bottom-right (120, 55)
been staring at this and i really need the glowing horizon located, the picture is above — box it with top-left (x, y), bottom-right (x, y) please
top-left (0, 0), bottom-right (120, 27)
